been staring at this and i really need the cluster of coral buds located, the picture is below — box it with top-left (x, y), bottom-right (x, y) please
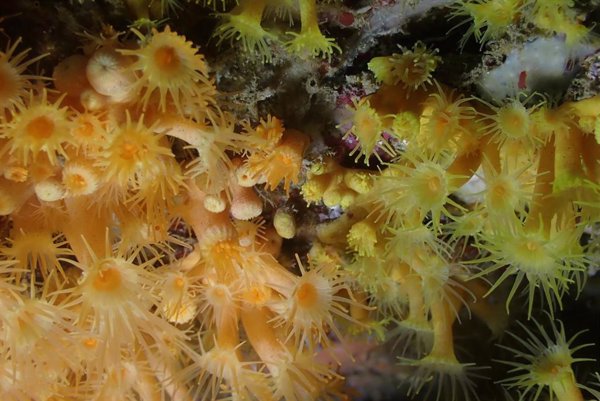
top-left (0, 26), bottom-right (367, 400)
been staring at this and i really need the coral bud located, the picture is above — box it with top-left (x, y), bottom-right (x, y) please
top-left (80, 88), bottom-right (108, 111)
top-left (343, 170), bottom-right (373, 194)
top-left (273, 208), bottom-right (296, 239)
top-left (347, 220), bottom-right (378, 257)
top-left (230, 184), bottom-right (262, 221)
top-left (301, 174), bottom-right (331, 205)
top-left (322, 186), bottom-right (342, 207)
top-left (234, 163), bottom-right (259, 187)
top-left (34, 179), bottom-right (65, 202)
top-left (204, 192), bottom-right (227, 213)
top-left (86, 47), bottom-right (136, 103)
top-left (62, 161), bottom-right (99, 196)
top-left (4, 166), bottom-right (28, 182)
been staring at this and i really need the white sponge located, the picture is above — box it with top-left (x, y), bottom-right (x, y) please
top-left (479, 36), bottom-right (595, 100)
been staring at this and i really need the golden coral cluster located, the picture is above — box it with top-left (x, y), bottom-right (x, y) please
top-left (2, 0), bottom-right (600, 400)
top-left (0, 26), bottom-right (366, 401)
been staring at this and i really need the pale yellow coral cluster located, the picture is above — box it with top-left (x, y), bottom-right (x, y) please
top-left (297, 41), bottom-right (600, 399)
top-left (451, 0), bottom-right (596, 48)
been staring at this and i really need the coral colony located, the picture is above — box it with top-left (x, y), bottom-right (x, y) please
top-left (1, 0), bottom-right (600, 400)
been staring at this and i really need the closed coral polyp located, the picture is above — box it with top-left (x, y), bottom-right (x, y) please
top-left (62, 161), bottom-right (100, 196)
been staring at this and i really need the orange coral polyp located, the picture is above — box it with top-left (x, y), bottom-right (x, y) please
top-left (0, 38), bottom-right (47, 116)
top-left (252, 115), bottom-right (285, 149)
top-left (97, 113), bottom-right (173, 190)
top-left (246, 129), bottom-right (309, 192)
top-left (26, 116), bottom-right (55, 139)
top-left (5, 90), bottom-right (71, 165)
top-left (67, 174), bottom-right (87, 190)
top-left (479, 98), bottom-right (541, 149)
top-left (295, 281), bottom-right (319, 308)
top-left (199, 225), bottom-right (248, 282)
top-left (70, 112), bottom-right (106, 152)
top-left (153, 45), bottom-right (181, 71)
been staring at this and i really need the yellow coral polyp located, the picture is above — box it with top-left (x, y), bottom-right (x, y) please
top-left (343, 169), bottom-right (373, 194)
top-left (418, 83), bottom-right (476, 156)
top-left (476, 218), bottom-right (585, 316)
top-left (495, 102), bottom-right (530, 138)
top-left (285, 27), bottom-right (341, 61)
top-left (412, 163), bottom-right (448, 204)
top-left (214, 0), bottom-right (277, 63)
top-left (482, 160), bottom-right (534, 217)
top-left (301, 174), bottom-right (331, 204)
top-left (391, 111), bottom-right (420, 140)
top-left (119, 26), bottom-right (214, 112)
top-left (479, 97), bottom-right (544, 153)
top-left (343, 98), bottom-right (392, 164)
top-left (368, 42), bottom-right (440, 90)
top-left (498, 318), bottom-right (591, 401)
top-left (213, 0), bottom-right (340, 62)
top-left (451, 0), bottom-right (523, 47)
top-left (532, 4), bottom-right (593, 47)
top-left (285, 0), bottom-right (341, 60)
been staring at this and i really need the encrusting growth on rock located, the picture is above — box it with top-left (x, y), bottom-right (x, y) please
top-left (2, 0), bottom-right (600, 400)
